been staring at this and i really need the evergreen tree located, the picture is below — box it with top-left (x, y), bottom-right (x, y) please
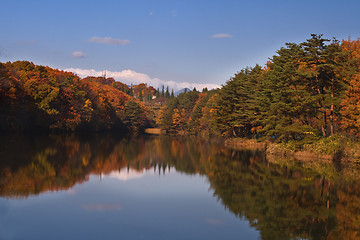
top-left (156, 88), bottom-right (160, 98)
top-left (122, 99), bottom-right (146, 133)
top-left (216, 65), bottom-right (262, 137)
top-left (321, 39), bottom-right (348, 135)
top-left (299, 34), bottom-right (346, 136)
top-left (129, 85), bottom-right (134, 97)
top-left (256, 43), bottom-right (318, 142)
top-left (300, 34), bottom-right (332, 136)
top-left (254, 35), bottom-right (346, 141)
top-left (165, 86), bottom-right (170, 98)
top-left (138, 90), bottom-right (143, 101)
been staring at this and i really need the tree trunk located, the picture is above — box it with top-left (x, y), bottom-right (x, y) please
top-left (330, 104), bottom-right (334, 136)
top-left (327, 181), bottom-right (331, 209)
top-left (322, 111), bottom-right (327, 137)
top-left (317, 77), bottom-right (327, 137)
top-left (330, 78), bottom-right (335, 136)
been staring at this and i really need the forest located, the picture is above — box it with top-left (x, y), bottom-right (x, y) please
top-left (157, 35), bottom-right (360, 146)
top-left (2, 34), bottom-right (360, 146)
top-left (0, 61), bottom-right (169, 133)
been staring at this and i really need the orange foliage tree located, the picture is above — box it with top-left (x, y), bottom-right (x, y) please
top-left (340, 73), bottom-right (360, 137)
top-left (340, 39), bottom-right (360, 137)
top-left (0, 61), bottom-right (152, 133)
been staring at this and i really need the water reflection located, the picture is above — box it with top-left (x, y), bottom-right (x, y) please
top-left (210, 149), bottom-right (360, 240)
top-left (0, 134), bottom-right (359, 239)
top-left (0, 134), bottom-right (222, 198)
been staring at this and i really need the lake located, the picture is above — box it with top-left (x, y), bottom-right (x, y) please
top-left (0, 134), bottom-right (359, 240)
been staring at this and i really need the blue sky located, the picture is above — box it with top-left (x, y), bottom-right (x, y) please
top-left (1, 0), bottom-right (360, 90)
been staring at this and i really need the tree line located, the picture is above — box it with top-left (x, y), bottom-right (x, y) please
top-left (157, 35), bottom-right (360, 143)
top-left (2, 34), bottom-right (360, 141)
top-left (0, 61), bottom-right (155, 133)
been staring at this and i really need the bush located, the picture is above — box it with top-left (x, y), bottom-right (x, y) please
top-left (303, 135), bottom-right (345, 155)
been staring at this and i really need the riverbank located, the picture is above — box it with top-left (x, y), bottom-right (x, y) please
top-left (225, 136), bottom-right (360, 164)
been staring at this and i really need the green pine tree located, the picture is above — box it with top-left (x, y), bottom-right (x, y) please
top-left (156, 88), bottom-right (160, 98)
top-left (165, 86), bottom-right (170, 98)
top-left (129, 85), bottom-right (134, 97)
top-left (215, 65), bottom-right (262, 137)
top-left (138, 90), bottom-right (143, 101)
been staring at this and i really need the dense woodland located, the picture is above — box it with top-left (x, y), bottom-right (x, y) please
top-left (157, 35), bottom-right (360, 145)
top-left (0, 61), bottom-right (173, 133)
top-left (2, 34), bottom-right (360, 145)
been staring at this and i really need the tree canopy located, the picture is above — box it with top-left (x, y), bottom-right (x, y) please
top-left (157, 35), bottom-right (360, 142)
top-left (0, 61), bottom-right (153, 133)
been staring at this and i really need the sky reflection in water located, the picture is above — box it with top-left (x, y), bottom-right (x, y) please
top-left (0, 135), bottom-right (258, 240)
top-left (0, 134), bottom-right (359, 240)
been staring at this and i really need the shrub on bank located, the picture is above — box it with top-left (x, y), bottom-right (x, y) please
top-left (303, 135), bottom-right (345, 155)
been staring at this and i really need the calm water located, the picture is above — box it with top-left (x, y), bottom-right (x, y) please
top-left (0, 135), bottom-right (359, 240)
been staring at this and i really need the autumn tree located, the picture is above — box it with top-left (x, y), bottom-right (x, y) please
top-left (0, 61), bottom-right (151, 133)
top-left (340, 73), bottom-right (360, 137)
top-left (171, 108), bottom-right (186, 133)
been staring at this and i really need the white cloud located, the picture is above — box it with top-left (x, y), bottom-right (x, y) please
top-left (64, 68), bottom-right (220, 91)
top-left (108, 168), bottom-right (146, 181)
top-left (211, 33), bottom-right (233, 39)
top-left (72, 51), bottom-right (87, 58)
top-left (88, 36), bottom-right (130, 45)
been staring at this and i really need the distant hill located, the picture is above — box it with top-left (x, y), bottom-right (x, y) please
top-left (175, 88), bottom-right (191, 96)
top-left (0, 61), bottom-right (152, 133)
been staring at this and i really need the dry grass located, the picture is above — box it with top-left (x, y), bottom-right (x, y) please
top-left (224, 138), bottom-right (266, 151)
top-left (225, 136), bottom-right (360, 164)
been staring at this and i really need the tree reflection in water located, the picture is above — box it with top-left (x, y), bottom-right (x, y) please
top-left (0, 134), bottom-right (359, 239)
